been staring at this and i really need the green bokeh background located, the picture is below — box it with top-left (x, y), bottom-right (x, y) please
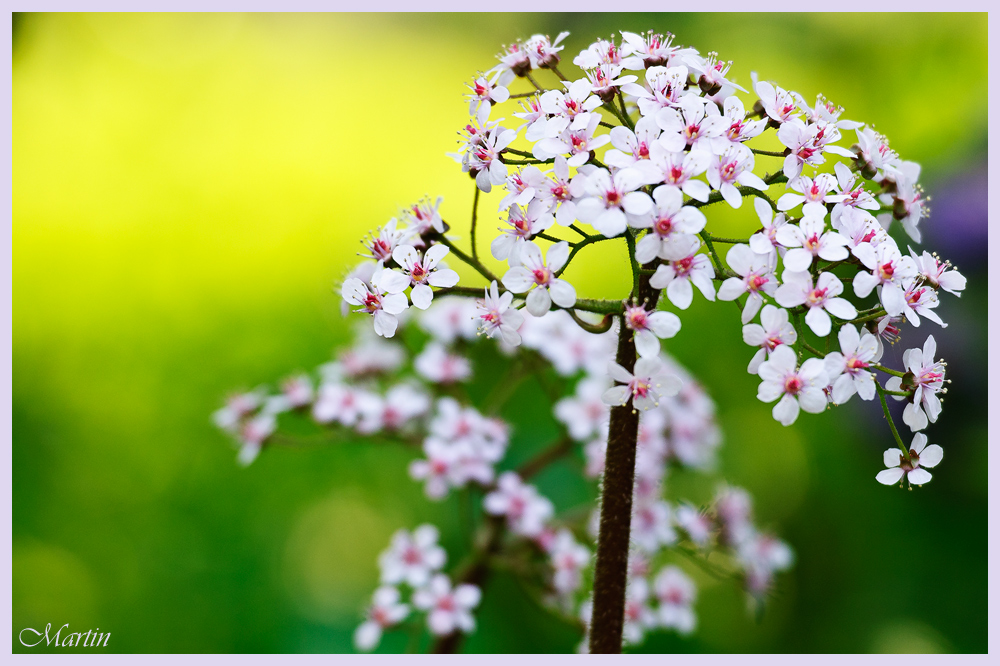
top-left (13, 13), bottom-right (987, 653)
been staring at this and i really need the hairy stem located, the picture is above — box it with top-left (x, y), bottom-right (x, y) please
top-left (589, 270), bottom-right (659, 653)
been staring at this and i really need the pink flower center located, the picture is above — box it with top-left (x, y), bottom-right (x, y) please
top-left (846, 356), bottom-right (869, 371)
top-left (606, 190), bottom-right (622, 206)
top-left (784, 374), bottom-right (803, 395)
top-left (748, 274), bottom-right (768, 292)
top-left (630, 377), bottom-right (652, 399)
top-left (806, 287), bottom-right (828, 305)
top-left (674, 256), bottom-right (694, 276)
top-left (655, 215), bottom-right (674, 236)
top-left (363, 292), bottom-right (382, 313)
top-left (532, 267), bottom-right (552, 285)
top-left (402, 546), bottom-right (422, 565)
top-left (804, 234), bottom-right (821, 252)
top-left (625, 306), bottom-right (649, 331)
top-left (878, 261), bottom-right (895, 281)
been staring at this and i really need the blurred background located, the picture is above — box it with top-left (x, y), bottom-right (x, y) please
top-left (13, 13), bottom-right (987, 653)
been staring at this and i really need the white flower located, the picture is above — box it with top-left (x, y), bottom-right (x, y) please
top-left (777, 173), bottom-right (845, 217)
top-left (631, 498), bottom-right (677, 552)
top-left (742, 304), bottom-right (797, 374)
top-left (414, 342), bottom-right (471, 384)
top-left (649, 236), bottom-right (717, 309)
top-left (909, 247), bottom-right (966, 297)
top-left (885, 334), bottom-right (945, 431)
top-left (357, 383), bottom-right (431, 434)
top-left (620, 30), bottom-right (680, 69)
top-left (644, 144), bottom-right (712, 202)
top-left (756, 344), bottom-right (829, 426)
top-left (706, 144), bottom-right (768, 209)
top-left (738, 531), bottom-right (794, 596)
top-left (500, 241), bottom-right (576, 316)
top-left (883, 161), bottom-right (927, 242)
top-left (686, 50), bottom-right (745, 96)
top-left (401, 196), bottom-right (445, 236)
top-left (537, 156), bottom-right (579, 226)
top-left (378, 524), bottom-right (447, 588)
top-left (585, 62), bottom-right (638, 102)
top-left (653, 566), bottom-right (697, 634)
top-left (714, 95), bottom-right (766, 150)
top-left (830, 162), bottom-right (880, 216)
top-left (354, 586), bottom-right (409, 652)
top-left (392, 244), bottom-right (460, 310)
top-left (632, 185), bottom-right (707, 264)
top-left (716, 244), bottom-right (778, 324)
top-left (483, 472), bottom-right (554, 538)
top-left (492, 200), bottom-right (555, 263)
top-left (655, 95), bottom-right (726, 153)
top-left (875, 433), bottom-right (943, 487)
top-left (467, 125), bottom-right (518, 193)
top-left (674, 504), bottom-right (713, 546)
top-left (538, 78), bottom-right (603, 136)
top-left (605, 115), bottom-right (662, 170)
top-left (748, 197), bottom-right (789, 257)
top-left (775, 213), bottom-right (850, 273)
top-left (852, 241), bottom-right (917, 317)
top-left (554, 375), bottom-right (611, 441)
top-left (823, 324), bottom-right (878, 404)
top-left (418, 297), bottom-right (479, 344)
top-left (412, 574), bottom-right (482, 636)
top-left (312, 383), bottom-right (370, 426)
top-left (476, 280), bottom-right (524, 346)
top-left (342, 265), bottom-right (411, 338)
top-left (602, 357), bottom-right (683, 412)
top-left (622, 578), bottom-right (657, 646)
top-left (408, 437), bottom-right (468, 499)
top-left (621, 64), bottom-right (688, 117)
top-left (774, 270), bottom-right (857, 337)
top-left (466, 70), bottom-right (509, 117)
top-left (362, 218), bottom-right (412, 263)
top-left (623, 301), bottom-right (682, 358)
top-left (754, 78), bottom-right (799, 124)
top-left (574, 167), bottom-right (652, 237)
top-left (212, 390), bottom-right (264, 433)
top-left (235, 413), bottom-right (275, 466)
top-left (548, 530), bottom-right (591, 596)
top-left (899, 278), bottom-right (946, 328)
top-left (533, 113), bottom-right (609, 168)
top-left (497, 166), bottom-right (547, 212)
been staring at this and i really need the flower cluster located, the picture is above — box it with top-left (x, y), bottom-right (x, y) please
top-left (355, 524), bottom-right (482, 650)
top-left (216, 26), bottom-right (962, 654)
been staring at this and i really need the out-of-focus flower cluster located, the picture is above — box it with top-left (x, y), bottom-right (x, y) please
top-left (214, 303), bottom-right (786, 652)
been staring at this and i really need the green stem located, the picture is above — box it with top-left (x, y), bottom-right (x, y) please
top-left (435, 232), bottom-right (500, 283)
top-left (751, 148), bottom-right (788, 158)
top-left (470, 186), bottom-right (481, 263)
top-left (699, 230), bottom-right (736, 279)
top-left (568, 309), bottom-right (615, 334)
top-left (873, 363), bottom-right (907, 378)
top-left (616, 90), bottom-right (635, 130)
top-left (875, 381), bottom-right (910, 458)
top-left (705, 234), bottom-right (750, 244)
top-left (555, 233), bottom-right (613, 278)
top-left (848, 309), bottom-right (888, 325)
